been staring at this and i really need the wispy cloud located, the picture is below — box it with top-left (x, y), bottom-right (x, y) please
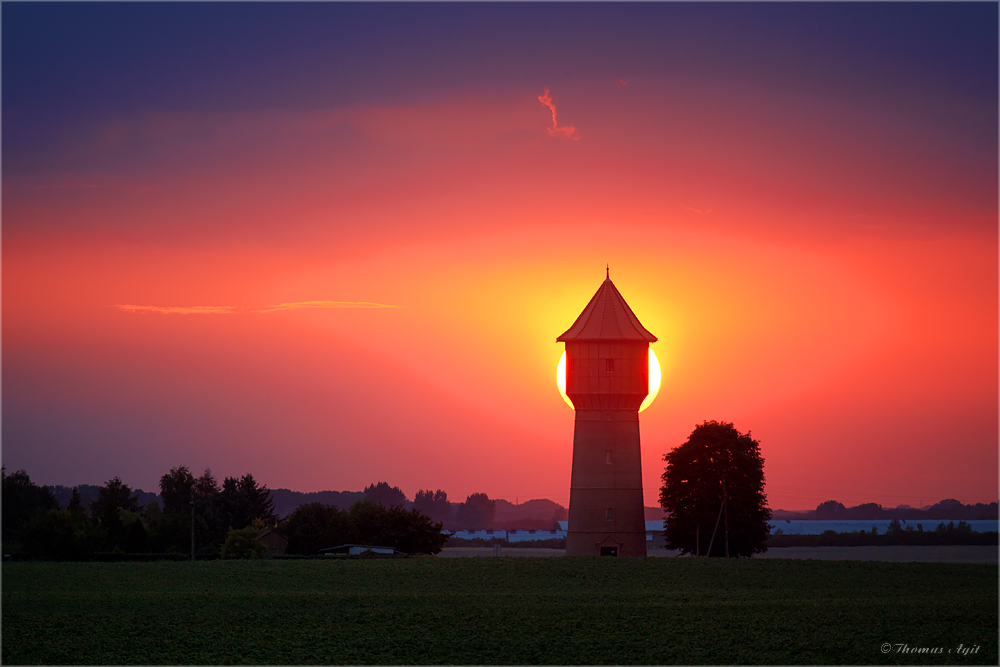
top-left (37, 183), bottom-right (103, 190)
top-left (616, 77), bottom-right (632, 88)
top-left (682, 206), bottom-right (713, 216)
top-left (255, 301), bottom-right (399, 313)
top-left (115, 304), bottom-right (237, 314)
top-left (537, 89), bottom-right (580, 141)
top-left (114, 301), bottom-right (399, 315)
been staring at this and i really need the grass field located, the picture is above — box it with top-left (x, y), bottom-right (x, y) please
top-left (3, 558), bottom-right (996, 665)
top-left (443, 545), bottom-right (1000, 563)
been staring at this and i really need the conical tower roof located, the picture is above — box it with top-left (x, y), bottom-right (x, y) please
top-left (556, 272), bottom-right (657, 342)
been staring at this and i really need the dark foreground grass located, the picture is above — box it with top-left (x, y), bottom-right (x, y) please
top-left (3, 557), bottom-right (996, 665)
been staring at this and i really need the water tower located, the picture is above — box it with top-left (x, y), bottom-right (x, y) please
top-left (557, 270), bottom-right (656, 556)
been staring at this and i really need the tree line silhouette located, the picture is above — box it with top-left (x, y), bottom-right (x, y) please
top-left (798, 498), bottom-right (997, 521)
top-left (3, 465), bottom-right (281, 559)
top-left (1, 466), bottom-right (461, 559)
top-left (3, 467), bottom-right (514, 559)
top-left (769, 519), bottom-right (997, 547)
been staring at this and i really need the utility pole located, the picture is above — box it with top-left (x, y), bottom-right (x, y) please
top-left (723, 477), bottom-right (729, 559)
top-left (706, 481), bottom-right (725, 557)
top-left (190, 487), bottom-right (195, 562)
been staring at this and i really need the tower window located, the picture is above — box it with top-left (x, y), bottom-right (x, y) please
top-left (606, 450), bottom-right (613, 465)
top-left (605, 358), bottom-right (615, 373)
top-left (606, 508), bottom-right (613, 521)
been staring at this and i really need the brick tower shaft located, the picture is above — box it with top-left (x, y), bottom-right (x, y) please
top-left (567, 409), bottom-right (646, 556)
top-left (557, 274), bottom-right (656, 557)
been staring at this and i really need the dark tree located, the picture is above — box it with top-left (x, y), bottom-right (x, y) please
top-left (382, 506), bottom-right (448, 555)
top-left (63, 484), bottom-right (101, 512)
top-left (87, 477), bottom-right (140, 552)
top-left (811, 500), bottom-right (847, 520)
top-left (193, 469), bottom-right (225, 547)
top-left (14, 479), bottom-right (98, 559)
top-left (1, 467), bottom-right (58, 545)
top-left (845, 503), bottom-right (884, 520)
top-left (194, 469), bottom-right (221, 504)
top-left (363, 482), bottom-right (408, 508)
top-left (67, 488), bottom-right (84, 512)
top-left (347, 499), bottom-right (447, 554)
top-left (349, 498), bottom-right (389, 543)
top-left (157, 465), bottom-right (200, 555)
top-left (660, 421), bottom-right (771, 557)
top-left (159, 465), bottom-right (195, 514)
top-left (219, 474), bottom-right (276, 530)
top-left (413, 489), bottom-right (452, 525)
top-left (90, 477), bottom-right (139, 521)
top-left (455, 493), bottom-right (495, 531)
top-left (221, 526), bottom-right (266, 559)
top-left (155, 466), bottom-right (244, 555)
top-left (18, 508), bottom-right (96, 560)
top-left (120, 516), bottom-right (150, 553)
top-left (141, 500), bottom-right (169, 552)
top-left (282, 502), bottom-right (351, 555)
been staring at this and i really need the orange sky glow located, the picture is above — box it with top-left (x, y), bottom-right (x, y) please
top-left (3, 4), bottom-right (996, 510)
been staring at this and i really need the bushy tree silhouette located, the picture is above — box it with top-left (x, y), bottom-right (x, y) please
top-left (363, 482), bottom-right (408, 508)
top-left (159, 466), bottom-right (194, 514)
top-left (413, 489), bottom-right (451, 524)
top-left (455, 493), bottom-right (495, 531)
top-left (219, 474), bottom-right (276, 530)
top-left (221, 526), bottom-right (266, 559)
top-left (90, 477), bottom-right (140, 551)
top-left (282, 502), bottom-right (351, 555)
top-left (1, 467), bottom-right (57, 546)
top-left (812, 500), bottom-right (848, 519)
top-left (660, 421), bottom-right (771, 557)
top-left (346, 498), bottom-right (447, 554)
top-left (18, 507), bottom-right (96, 559)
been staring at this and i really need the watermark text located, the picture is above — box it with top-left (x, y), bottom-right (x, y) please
top-left (881, 643), bottom-right (981, 656)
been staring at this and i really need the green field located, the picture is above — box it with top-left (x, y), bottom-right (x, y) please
top-left (3, 558), bottom-right (996, 665)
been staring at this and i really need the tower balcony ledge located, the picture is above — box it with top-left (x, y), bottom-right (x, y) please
top-left (571, 408), bottom-right (642, 422)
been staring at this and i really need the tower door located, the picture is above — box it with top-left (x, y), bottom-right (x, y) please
top-left (598, 536), bottom-right (621, 556)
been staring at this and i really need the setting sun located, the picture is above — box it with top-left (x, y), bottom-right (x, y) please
top-left (557, 348), bottom-right (661, 413)
top-left (641, 348), bottom-right (662, 413)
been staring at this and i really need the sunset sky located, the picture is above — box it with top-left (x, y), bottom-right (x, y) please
top-left (3, 3), bottom-right (996, 511)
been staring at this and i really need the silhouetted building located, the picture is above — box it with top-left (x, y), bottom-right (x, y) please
top-left (258, 528), bottom-right (288, 556)
top-left (557, 271), bottom-right (656, 556)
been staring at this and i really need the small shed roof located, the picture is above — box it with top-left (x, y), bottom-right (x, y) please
top-left (319, 544), bottom-right (401, 555)
top-left (557, 274), bottom-right (657, 343)
top-left (258, 528), bottom-right (286, 541)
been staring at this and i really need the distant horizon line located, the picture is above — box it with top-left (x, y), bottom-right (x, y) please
top-left (39, 481), bottom-right (997, 514)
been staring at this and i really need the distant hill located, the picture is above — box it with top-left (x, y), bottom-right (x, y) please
top-left (43, 481), bottom-right (995, 526)
top-left (270, 489), bottom-right (365, 518)
top-left (493, 499), bottom-right (567, 530)
top-left (773, 499), bottom-right (998, 521)
top-left (271, 493), bottom-right (570, 530)
top-left (48, 484), bottom-right (161, 511)
top-left (45, 484), bottom-right (361, 519)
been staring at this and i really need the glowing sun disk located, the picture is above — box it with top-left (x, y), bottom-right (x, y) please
top-left (556, 349), bottom-right (661, 412)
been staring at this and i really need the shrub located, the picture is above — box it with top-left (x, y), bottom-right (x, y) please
top-left (221, 527), bottom-right (266, 559)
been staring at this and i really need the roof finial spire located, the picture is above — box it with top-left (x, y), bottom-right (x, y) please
top-left (605, 264), bottom-right (610, 282)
